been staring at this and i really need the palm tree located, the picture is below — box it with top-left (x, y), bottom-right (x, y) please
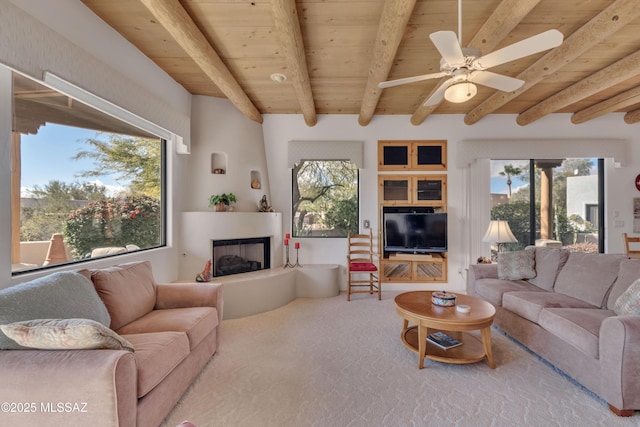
top-left (499, 164), bottom-right (523, 199)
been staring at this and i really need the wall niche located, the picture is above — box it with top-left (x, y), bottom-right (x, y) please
top-left (211, 152), bottom-right (227, 174)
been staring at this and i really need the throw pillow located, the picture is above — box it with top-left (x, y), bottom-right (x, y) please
top-left (0, 271), bottom-right (111, 350)
top-left (497, 250), bottom-right (536, 280)
top-left (528, 246), bottom-right (570, 291)
top-left (0, 318), bottom-right (134, 351)
top-left (607, 259), bottom-right (640, 310)
top-left (614, 278), bottom-right (640, 316)
top-left (90, 261), bottom-right (157, 330)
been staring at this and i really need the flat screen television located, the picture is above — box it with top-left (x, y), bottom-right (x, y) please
top-left (383, 212), bottom-right (447, 253)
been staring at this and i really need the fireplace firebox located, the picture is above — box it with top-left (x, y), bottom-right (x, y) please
top-left (212, 237), bottom-right (270, 277)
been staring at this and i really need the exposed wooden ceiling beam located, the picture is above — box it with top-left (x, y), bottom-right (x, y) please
top-left (411, 0), bottom-right (541, 125)
top-left (270, 0), bottom-right (316, 127)
top-left (517, 50), bottom-right (640, 125)
top-left (465, 0), bottom-right (640, 126)
top-left (624, 109), bottom-right (640, 124)
top-left (139, 0), bottom-right (263, 123)
top-left (358, 0), bottom-right (417, 127)
top-left (571, 85), bottom-right (640, 124)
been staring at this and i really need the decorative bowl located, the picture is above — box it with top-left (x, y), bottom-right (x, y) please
top-left (432, 291), bottom-right (457, 306)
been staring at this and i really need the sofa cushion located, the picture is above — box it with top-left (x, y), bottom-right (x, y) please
top-left (554, 252), bottom-right (626, 308)
top-left (473, 278), bottom-right (544, 307)
top-left (607, 259), bottom-right (640, 310)
top-left (539, 308), bottom-right (614, 359)
top-left (503, 291), bottom-right (595, 323)
top-left (122, 332), bottom-right (190, 398)
top-left (528, 246), bottom-right (570, 291)
top-left (89, 261), bottom-right (157, 330)
top-left (116, 307), bottom-right (218, 350)
top-left (0, 318), bottom-right (134, 351)
top-left (613, 278), bottom-right (640, 316)
top-left (0, 272), bottom-right (110, 350)
top-left (497, 250), bottom-right (536, 280)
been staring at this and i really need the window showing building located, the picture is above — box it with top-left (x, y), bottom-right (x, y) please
top-left (489, 158), bottom-right (602, 255)
top-left (11, 71), bottom-right (165, 274)
top-left (292, 160), bottom-right (358, 237)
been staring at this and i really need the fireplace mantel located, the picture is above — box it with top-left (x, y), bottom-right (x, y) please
top-left (179, 211), bottom-right (282, 280)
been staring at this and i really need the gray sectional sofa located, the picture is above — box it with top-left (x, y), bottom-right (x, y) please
top-left (468, 247), bottom-right (640, 416)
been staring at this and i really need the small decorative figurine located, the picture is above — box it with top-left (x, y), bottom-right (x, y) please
top-left (195, 260), bottom-right (212, 282)
top-left (259, 195), bottom-right (275, 212)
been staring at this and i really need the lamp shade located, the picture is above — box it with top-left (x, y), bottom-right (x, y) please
top-left (482, 220), bottom-right (517, 244)
top-left (444, 82), bottom-right (477, 103)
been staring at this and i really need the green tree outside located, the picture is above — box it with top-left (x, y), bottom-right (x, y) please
top-left (292, 160), bottom-right (358, 237)
top-left (74, 134), bottom-right (161, 199)
top-left (499, 164), bottom-right (523, 199)
top-left (21, 180), bottom-right (107, 242)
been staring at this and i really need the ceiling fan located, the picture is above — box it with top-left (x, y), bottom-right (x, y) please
top-left (378, 0), bottom-right (563, 106)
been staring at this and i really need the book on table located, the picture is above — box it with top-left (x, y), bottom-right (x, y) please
top-left (427, 331), bottom-right (462, 349)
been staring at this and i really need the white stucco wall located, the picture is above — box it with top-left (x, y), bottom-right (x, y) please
top-left (567, 175), bottom-right (599, 220)
top-left (185, 96), bottom-right (270, 213)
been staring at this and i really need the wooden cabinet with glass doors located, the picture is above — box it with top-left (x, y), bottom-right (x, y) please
top-left (378, 140), bottom-right (447, 171)
top-left (378, 140), bottom-right (448, 283)
top-left (379, 174), bottom-right (446, 207)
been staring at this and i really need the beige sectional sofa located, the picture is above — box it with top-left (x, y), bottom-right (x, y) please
top-left (469, 247), bottom-right (640, 416)
top-left (0, 261), bottom-right (223, 427)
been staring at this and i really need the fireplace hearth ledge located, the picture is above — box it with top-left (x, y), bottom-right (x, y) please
top-left (176, 264), bottom-right (339, 320)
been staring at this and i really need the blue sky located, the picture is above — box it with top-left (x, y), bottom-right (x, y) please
top-left (490, 160), bottom-right (529, 194)
top-left (20, 124), bottom-right (126, 196)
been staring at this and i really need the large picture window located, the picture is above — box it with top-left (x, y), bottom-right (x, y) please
top-left (292, 160), bottom-right (358, 237)
top-left (11, 72), bottom-right (166, 274)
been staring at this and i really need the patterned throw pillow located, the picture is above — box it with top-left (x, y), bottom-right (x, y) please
top-left (614, 278), bottom-right (640, 316)
top-left (0, 318), bottom-right (134, 351)
top-left (497, 250), bottom-right (536, 280)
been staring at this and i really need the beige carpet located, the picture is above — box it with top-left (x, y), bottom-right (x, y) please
top-left (161, 292), bottom-right (638, 427)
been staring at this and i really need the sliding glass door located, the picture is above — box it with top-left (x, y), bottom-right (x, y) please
top-left (490, 158), bottom-right (603, 255)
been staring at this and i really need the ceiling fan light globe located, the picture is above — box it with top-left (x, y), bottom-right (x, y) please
top-left (444, 82), bottom-right (477, 103)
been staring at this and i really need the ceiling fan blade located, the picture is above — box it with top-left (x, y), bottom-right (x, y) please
top-left (423, 78), bottom-right (454, 106)
top-left (429, 31), bottom-right (465, 66)
top-left (469, 71), bottom-right (524, 92)
top-left (378, 72), bottom-right (448, 89)
top-left (471, 29), bottom-right (563, 70)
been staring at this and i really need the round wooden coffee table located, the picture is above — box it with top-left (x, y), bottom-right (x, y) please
top-left (394, 291), bottom-right (496, 369)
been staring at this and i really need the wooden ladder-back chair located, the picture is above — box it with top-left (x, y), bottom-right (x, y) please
top-left (347, 229), bottom-right (380, 301)
top-left (623, 233), bottom-right (640, 259)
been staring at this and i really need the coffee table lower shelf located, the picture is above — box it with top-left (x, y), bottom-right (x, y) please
top-left (401, 326), bottom-right (487, 365)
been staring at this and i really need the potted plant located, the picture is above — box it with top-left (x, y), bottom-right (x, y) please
top-left (208, 193), bottom-right (237, 212)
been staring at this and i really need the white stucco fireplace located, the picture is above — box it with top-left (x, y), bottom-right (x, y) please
top-left (179, 212), bottom-right (283, 280)
top-left (179, 211), bottom-right (338, 320)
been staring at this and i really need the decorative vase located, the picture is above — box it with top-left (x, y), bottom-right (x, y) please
top-left (215, 203), bottom-right (226, 212)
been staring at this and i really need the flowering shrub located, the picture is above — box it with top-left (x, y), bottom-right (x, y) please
top-left (64, 195), bottom-right (161, 259)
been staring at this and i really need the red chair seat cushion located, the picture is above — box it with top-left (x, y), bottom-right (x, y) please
top-left (349, 262), bottom-right (377, 272)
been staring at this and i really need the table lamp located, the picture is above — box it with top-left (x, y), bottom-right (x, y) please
top-left (482, 220), bottom-right (517, 253)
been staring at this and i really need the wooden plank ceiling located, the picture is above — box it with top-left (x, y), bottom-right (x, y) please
top-left (80, 0), bottom-right (640, 126)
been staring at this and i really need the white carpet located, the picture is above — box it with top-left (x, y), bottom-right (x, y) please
top-left (161, 292), bottom-right (638, 427)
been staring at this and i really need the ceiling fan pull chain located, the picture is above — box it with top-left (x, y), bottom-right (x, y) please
top-left (458, 0), bottom-right (462, 45)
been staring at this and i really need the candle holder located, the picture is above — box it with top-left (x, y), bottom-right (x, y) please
top-left (284, 244), bottom-right (295, 268)
top-left (294, 247), bottom-right (302, 267)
